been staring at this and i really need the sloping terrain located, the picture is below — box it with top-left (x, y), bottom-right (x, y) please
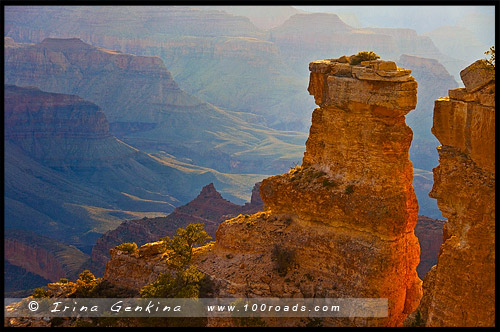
top-left (4, 37), bottom-right (307, 172)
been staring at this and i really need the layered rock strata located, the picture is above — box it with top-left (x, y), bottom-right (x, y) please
top-left (4, 229), bottom-right (89, 284)
top-left (4, 37), bottom-right (307, 174)
top-left (102, 58), bottom-right (421, 327)
top-left (4, 85), bottom-right (130, 167)
top-left (409, 59), bottom-right (495, 327)
top-left (203, 58), bottom-right (421, 327)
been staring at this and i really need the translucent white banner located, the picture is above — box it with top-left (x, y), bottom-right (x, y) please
top-left (5, 297), bottom-right (387, 317)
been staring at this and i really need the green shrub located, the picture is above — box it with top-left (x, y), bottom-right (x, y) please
top-left (32, 287), bottom-right (49, 298)
top-left (140, 265), bottom-right (207, 299)
top-left (161, 223), bottom-right (211, 269)
top-left (116, 242), bottom-right (138, 253)
top-left (58, 278), bottom-right (69, 284)
top-left (70, 270), bottom-right (100, 298)
top-left (345, 185), bottom-right (355, 194)
top-left (485, 46), bottom-right (495, 67)
top-left (271, 244), bottom-right (296, 277)
top-left (322, 178), bottom-right (337, 189)
top-left (349, 51), bottom-right (380, 65)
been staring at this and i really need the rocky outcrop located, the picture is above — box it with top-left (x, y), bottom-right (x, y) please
top-left (205, 58), bottom-right (420, 327)
top-left (103, 241), bottom-right (172, 292)
top-left (414, 216), bottom-right (444, 278)
top-left (4, 37), bottom-right (190, 124)
top-left (91, 183), bottom-right (264, 275)
top-left (4, 84), bottom-right (110, 139)
top-left (407, 60), bottom-right (495, 327)
top-left (102, 57), bottom-right (421, 327)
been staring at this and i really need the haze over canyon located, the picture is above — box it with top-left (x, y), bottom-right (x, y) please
top-left (3, 4), bottom-right (495, 328)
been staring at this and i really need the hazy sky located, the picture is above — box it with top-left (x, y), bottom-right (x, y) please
top-left (293, 6), bottom-right (495, 34)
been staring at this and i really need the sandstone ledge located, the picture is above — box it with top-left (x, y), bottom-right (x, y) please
top-left (308, 58), bottom-right (417, 113)
top-left (309, 58), bottom-right (413, 81)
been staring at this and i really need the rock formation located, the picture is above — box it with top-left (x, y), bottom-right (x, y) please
top-left (407, 59), bottom-right (495, 327)
top-left (4, 37), bottom-right (307, 174)
top-left (4, 229), bottom-right (89, 285)
top-left (102, 57), bottom-right (421, 327)
top-left (4, 37), bottom-right (197, 124)
top-left (414, 216), bottom-right (444, 278)
top-left (4, 85), bottom-right (124, 167)
top-left (4, 84), bottom-right (261, 294)
top-left (90, 182), bottom-right (263, 275)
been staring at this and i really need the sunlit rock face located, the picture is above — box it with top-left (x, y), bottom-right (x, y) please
top-left (190, 58), bottom-right (421, 327)
top-left (408, 60), bottom-right (495, 327)
top-left (100, 57), bottom-right (421, 327)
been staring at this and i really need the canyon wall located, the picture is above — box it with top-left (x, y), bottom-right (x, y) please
top-left (408, 59), bottom-right (495, 327)
top-left (4, 37), bottom-right (307, 175)
top-left (4, 229), bottom-right (89, 284)
top-left (103, 57), bottom-right (422, 327)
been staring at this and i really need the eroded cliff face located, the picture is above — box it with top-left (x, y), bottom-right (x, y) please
top-left (102, 57), bottom-right (421, 327)
top-left (4, 229), bottom-right (89, 284)
top-left (4, 85), bottom-right (132, 168)
top-left (408, 60), bottom-right (495, 327)
top-left (200, 58), bottom-right (421, 327)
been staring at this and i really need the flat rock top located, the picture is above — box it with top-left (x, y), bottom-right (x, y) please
top-left (309, 58), bottom-right (413, 82)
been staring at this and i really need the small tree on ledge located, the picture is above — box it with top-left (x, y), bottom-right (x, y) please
top-left (160, 222), bottom-right (211, 270)
top-left (485, 46), bottom-right (495, 67)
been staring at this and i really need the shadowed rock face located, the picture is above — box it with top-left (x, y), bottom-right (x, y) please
top-left (4, 85), bottom-right (127, 167)
top-left (414, 216), bottom-right (444, 278)
top-left (101, 57), bottom-right (421, 327)
top-left (407, 60), bottom-right (495, 327)
top-left (4, 84), bottom-right (263, 294)
top-left (398, 54), bottom-right (459, 171)
top-left (4, 229), bottom-right (89, 285)
top-left (4, 37), bottom-right (188, 124)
